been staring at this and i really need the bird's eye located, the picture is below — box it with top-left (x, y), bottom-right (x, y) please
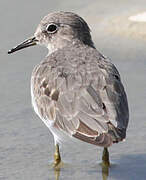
top-left (46, 23), bottom-right (58, 33)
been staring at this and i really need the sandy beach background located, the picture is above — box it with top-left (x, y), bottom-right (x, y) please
top-left (0, 0), bottom-right (146, 179)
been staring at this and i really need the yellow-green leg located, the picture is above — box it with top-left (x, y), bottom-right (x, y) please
top-left (102, 147), bottom-right (110, 167)
top-left (101, 148), bottom-right (110, 180)
top-left (53, 144), bottom-right (61, 167)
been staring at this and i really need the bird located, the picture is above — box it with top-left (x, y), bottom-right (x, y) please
top-left (8, 11), bottom-right (129, 167)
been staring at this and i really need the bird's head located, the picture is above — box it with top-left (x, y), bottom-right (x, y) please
top-left (8, 11), bottom-right (94, 55)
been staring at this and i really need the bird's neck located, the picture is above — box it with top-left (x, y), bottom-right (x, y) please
top-left (47, 38), bottom-right (95, 55)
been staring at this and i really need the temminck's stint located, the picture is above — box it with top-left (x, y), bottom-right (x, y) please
top-left (8, 11), bottom-right (129, 167)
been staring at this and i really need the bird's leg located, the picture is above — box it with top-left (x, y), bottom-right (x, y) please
top-left (102, 147), bottom-right (110, 167)
top-left (54, 144), bottom-right (61, 167)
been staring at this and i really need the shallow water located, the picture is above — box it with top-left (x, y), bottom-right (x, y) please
top-left (1, 0), bottom-right (146, 179)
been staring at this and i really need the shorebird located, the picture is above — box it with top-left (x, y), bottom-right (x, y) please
top-left (8, 11), bottom-right (129, 167)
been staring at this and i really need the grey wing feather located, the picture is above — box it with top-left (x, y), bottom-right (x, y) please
top-left (32, 53), bottom-right (129, 147)
top-left (59, 62), bottom-right (128, 146)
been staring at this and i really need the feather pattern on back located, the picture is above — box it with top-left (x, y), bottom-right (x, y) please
top-left (31, 42), bottom-right (129, 147)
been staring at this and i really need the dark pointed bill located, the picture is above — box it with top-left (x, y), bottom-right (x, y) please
top-left (8, 37), bottom-right (38, 54)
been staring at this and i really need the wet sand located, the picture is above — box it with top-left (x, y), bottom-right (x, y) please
top-left (1, 0), bottom-right (146, 179)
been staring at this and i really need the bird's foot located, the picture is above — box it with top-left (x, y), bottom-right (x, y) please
top-left (102, 147), bottom-right (110, 167)
top-left (53, 144), bottom-right (62, 168)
